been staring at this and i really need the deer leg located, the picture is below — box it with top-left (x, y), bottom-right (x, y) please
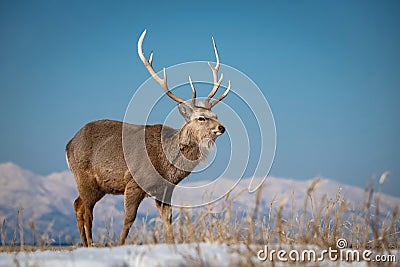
top-left (72, 170), bottom-right (92, 247)
top-left (155, 200), bottom-right (174, 243)
top-left (82, 190), bottom-right (105, 246)
top-left (83, 204), bottom-right (95, 246)
top-left (78, 187), bottom-right (104, 247)
top-left (74, 196), bottom-right (88, 246)
top-left (118, 181), bottom-right (145, 245)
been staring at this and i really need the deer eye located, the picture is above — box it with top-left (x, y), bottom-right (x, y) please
top-left (198, 116), bottom-right (206, 121)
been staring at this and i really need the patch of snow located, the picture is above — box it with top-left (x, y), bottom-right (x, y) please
top-left (0, 243), bottom-right (398, 267)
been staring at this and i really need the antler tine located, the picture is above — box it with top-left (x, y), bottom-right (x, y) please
top-left (211, 37), bottom-right (220, 70)
top-left (205, 37), bottom-right (224, 105)
top-left (148, 51), bottom-right (153, 66)
top-left (188, 76), bottom-right (197, 106)
top-left (138, 30), bottom-right (190, 105)
top-left (210, 80), bottom-right (231, 108)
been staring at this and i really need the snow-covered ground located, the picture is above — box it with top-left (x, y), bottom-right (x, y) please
top-left (0, 243), bottom-right (398, 267)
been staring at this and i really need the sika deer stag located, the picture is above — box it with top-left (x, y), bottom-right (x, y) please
top-left (66, 30), bottom-right (230, 246)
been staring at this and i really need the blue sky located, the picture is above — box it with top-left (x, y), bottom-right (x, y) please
top-left (0, 0), bottom-right (399, 196)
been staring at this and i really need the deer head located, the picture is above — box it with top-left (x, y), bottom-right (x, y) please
top-left (138, 30), bottom-right (230, 153)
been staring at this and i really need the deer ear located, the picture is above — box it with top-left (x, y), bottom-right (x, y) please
top-left (178, 103), bottom-right (193, 122)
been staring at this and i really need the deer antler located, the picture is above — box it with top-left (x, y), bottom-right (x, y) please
top-left (204, 37), bottom-right (230, 109)
top-left (138, 30), bottom-right (230, 109)
top-left (188, 76), bottom-right (197, 107)
top-left (138, 30), bottom-right (196, 107)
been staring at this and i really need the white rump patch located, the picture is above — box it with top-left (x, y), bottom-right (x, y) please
top-left (65, 151), bottom-right (71, 169)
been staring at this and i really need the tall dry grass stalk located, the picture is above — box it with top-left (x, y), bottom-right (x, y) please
top-left (0, 218), bottom-right (6, 247)
top-left (18, 208), bottom-right (24, 251)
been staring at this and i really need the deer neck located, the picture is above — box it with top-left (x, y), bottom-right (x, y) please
top-left (161, 128), bottom-right (204, 171)
top-left (178, 125), bottom-right (208, 161)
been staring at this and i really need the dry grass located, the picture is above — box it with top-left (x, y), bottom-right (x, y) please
top-left (1, 175), bottom-right (399, 254)
top-left (121, 175), bottom-right (399, 252)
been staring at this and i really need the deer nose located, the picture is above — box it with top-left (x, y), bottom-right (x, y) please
top-left (218, 125), bottom-right (225, 133)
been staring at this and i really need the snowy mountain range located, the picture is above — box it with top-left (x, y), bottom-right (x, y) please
top-left (0, 162), bottom-right (399, 244)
